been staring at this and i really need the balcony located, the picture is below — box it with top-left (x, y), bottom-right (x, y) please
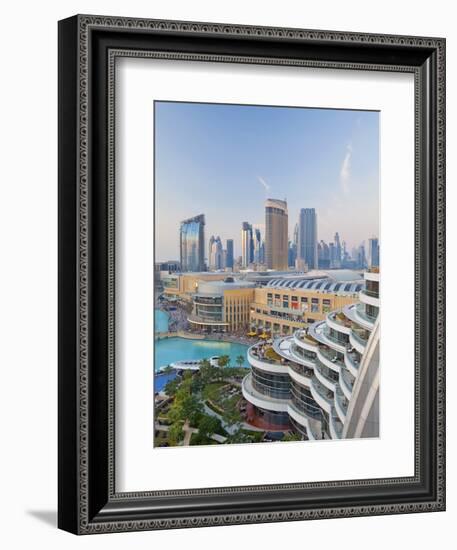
top-left (344, 349), bottom-right (361, 377)
top-left (288, 402), bottom-right (322, 440)
top-left (247, 345), bottom-right (289, 374)
top-left (343, 303), bottom-right (376, 331)
top-left (310, 376), bottom-right (334, 414)
top-left (350, 328), bottom-right (368, 354)
top-left (309, 321), bottom-right (347, 354)
top-left (314, 360), bottom-right (339, 392)
top-left (241, 374), bottom-right (289, 412)
top-left (339, 367), bottom-right (354, 401)
top-left (359, 288), bottom-right (380, 308)
top-left (334, 387), bottom-right (348, 423)
top-left (187, 314), bottom-right (228, 326)
top-left (294, 330), bottom-right (319, 353)
top-left (329, 408), bottom-right (343, 439)
top-left (326, 311), bottom-right (352, 335)
top-left (288, 343), bottom-right (316, 369)
top-left (317, 345), bottom-right (344, 373)
top-left (364, 270), bottom-right (380, 282)
top-left (288, 361), bottom-right (314, 388)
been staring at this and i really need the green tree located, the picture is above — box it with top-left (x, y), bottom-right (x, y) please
top-left (180, 394), bottom-right (203, 425)
top-left (222, 400), bottom-right (243, 435)
top-left (163, 377), bottom-right (180, 397)
top-left (199, 359), bottom-right (217, 385)
top-left (168, 422), bottom-right (184, 446)
top-left (197, 414), bottom-right (222, 440)
top-left (236, 355), bottom-right (245, 368)
top-left (217, 355), bottom-right (230, 368)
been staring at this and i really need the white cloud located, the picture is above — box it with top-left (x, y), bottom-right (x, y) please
top-left (340, 143), bottom-right (353, 194)
top-left (257, 175), bottom-right (270, 194)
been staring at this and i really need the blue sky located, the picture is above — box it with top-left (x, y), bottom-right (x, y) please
top-left (154, 101), bottom-right (379, 262)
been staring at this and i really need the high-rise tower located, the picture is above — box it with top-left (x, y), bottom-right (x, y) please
top-left (241, 222), bottom-right (253, 268)
top-left (265, 199), bottom-right (288, 270)
top-left (179, 214), bottom-right (205, 272)
top-left (298, 208), bottom-right (317, 270)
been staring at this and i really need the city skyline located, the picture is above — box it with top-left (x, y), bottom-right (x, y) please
top-left (155, 101), bottom-right (379, 262)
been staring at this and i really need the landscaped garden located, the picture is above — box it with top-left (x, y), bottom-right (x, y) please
top-left (154, 355), bottom-right (265, 446)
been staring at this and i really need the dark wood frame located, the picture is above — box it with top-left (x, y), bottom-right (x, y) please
top-left (58, 14), bottom-right (446, 534)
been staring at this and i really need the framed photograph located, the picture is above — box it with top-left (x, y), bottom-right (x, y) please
top-left (58, 14), bottom-right (445, 534)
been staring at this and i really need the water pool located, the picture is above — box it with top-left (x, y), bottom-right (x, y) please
top-left (155, 309), bottom-right (170, 333)
top-left (155, 337), bottom-right (249, 372)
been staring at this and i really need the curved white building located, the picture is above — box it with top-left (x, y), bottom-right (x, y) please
top-left (242, 269), bottom-right (380, 440)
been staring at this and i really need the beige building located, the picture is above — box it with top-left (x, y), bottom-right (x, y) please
top-left (188, 277), bottom-right (256, 332)
top-left (265, 198), bottom-right (288, 270)
top-left (161, 272), bottom-right (229, 302)
top-left (250, 278), bottom-right (363, 336)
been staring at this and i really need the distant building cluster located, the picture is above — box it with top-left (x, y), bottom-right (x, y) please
top-left (176, 200), bottom-right (379, 276)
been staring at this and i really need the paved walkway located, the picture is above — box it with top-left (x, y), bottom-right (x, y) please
top-left (155, 421), bottom-right (228, 445)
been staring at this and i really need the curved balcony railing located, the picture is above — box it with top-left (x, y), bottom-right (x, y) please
top-left (326, 311), bottom-right (352, 335)
top-left (187, 313), bottom-right (228, 326)
top-left (310, 376), bottom-right (334, 414)
top-left (294, 330), bottom-right (319, 352)
top-left (314, 360), bottom-right (339, 392)
top-left (289, 388), bottom-right (323, 421)
top-left (329, 408), bottom-right (343, 439)
top-left (334, 387), bottom-right (348, 423)
top-left (359, 288), bottom-right (380, 308)
top-left (241, 374), bottom-right (289, 412)
top-left (289, 361), bottom-right (314, 378)
top-left (289, 343), bottom-right (316, 368)
top-left (344, 349), bottom-right (360, 377)
top-left (288, 402), bottom-right (322, 440)
top-left (350, 328), bottom-right (368, 354)
top-left (317, 345), bottom-right (344, 373)
top-left (343, 303), bottom-right (376, 331)
top-left (339, 367), bottom-right (354, 401)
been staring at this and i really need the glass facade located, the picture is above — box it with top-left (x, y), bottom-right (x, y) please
top-left (290, 381), bottom-right (322, 419)
top-left (298, 208), bottom-right (317, 270)
top-left (251, 367), bottom-right (290, 399)
top-left (180, 214), bottom-right (205, 272)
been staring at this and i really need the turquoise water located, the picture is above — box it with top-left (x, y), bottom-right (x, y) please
top-left (155, 337), bottom-right (249, 372)
top-left (155, 309), bottom-right (169, 333)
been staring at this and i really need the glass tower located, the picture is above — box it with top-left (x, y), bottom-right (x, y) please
top-left (241, 222), bottom-right (253, 267)
top-left (298, 208), bottom-right (317, 270)
top-left (226, 239), bottom-right (234, 269)
top-left (179, 214), bottom-right (205, 272)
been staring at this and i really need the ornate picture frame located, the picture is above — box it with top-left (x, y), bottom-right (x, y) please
top-left (58, 14), bottom-right (445, 534)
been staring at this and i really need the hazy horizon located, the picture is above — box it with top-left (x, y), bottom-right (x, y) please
top-left (154, 101), bottom-right (379, 263)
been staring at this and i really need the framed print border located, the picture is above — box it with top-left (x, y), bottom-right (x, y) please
top-left (58, 14), bottom-right (446, 534)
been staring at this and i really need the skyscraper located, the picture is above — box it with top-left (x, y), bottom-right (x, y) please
top-left (318, 239), bottom-right (330, 269)
top-left (298, 208), bottom-right (317, 270)
top-left (226, 239), bottom-right (234, 269)
top-left (241, 222), bottom-right (253, 268)
top-left (265, 199), bottom-right (288, 270)
top-left (334, 232), bottom-right (342, 269)
top-left (368, 237), bottom-right (380, 268)
top-left (357, 243), bottom-right (367, 269)
top-left (253, 228), bottom-right (262, 264)
top-left (208, 235), bottom-right (215, 268)
top-left (208, 235), bottom-right (223, 270)
top-left (179, 214), bottom-right (205, 272)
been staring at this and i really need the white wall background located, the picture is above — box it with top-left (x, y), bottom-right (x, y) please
top-left (0, 1), bottom-right (453, 548)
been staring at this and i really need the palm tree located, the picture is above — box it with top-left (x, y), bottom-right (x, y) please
top-left (236, 355), bottom-right (245, 368)
top-left (217, 355), bottom-right (230, 368)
